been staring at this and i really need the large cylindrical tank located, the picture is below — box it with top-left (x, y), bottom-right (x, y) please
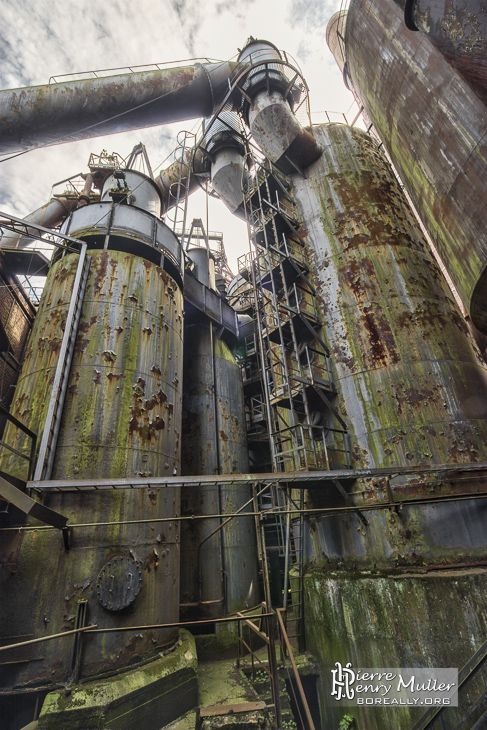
top-left (180, 323), bottom-right (259, 617)
top-left (292, 123), bottom-right (487, 469)
top-left (0, 179), bottom-right (184, 689)
top-left (290, 122), bottom-right (487, 730)
top-left (50, 250), bottom-right (181, 479)
top-left (327, 0), bottom-right (487, 333)
top-left (393, 0), bottom-right (487, 105)
top-left (325, 11), bottom-right (348, 84)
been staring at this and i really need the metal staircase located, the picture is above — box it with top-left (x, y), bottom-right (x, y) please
top-left (236, 154), bottom-right (352, 648)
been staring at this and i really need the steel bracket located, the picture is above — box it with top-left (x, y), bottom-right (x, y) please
top-left (332, 479), bottom-right (369, 527)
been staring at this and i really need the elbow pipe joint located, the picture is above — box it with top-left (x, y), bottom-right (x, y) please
top-left (248, 89), bottom-right (322, 173)
top-left (156, 146), bottom-right (210, 215)
top-left (236, 38), bottom-right (322, 172)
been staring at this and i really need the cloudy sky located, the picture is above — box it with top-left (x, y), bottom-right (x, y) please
top-left (0, 0), bottom-right (356, 272)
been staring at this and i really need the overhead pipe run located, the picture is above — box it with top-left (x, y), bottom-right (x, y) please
top-left (0, 38), bottom-right (323, 252)
top-left (0, 196), bottom-right (78, 250)
top-left (0, 60), bottom-right (242, 155)
top-left (0, 171), bottom-right (105, 250)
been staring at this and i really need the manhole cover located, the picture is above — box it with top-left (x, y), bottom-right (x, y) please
top-left (97, 556), bottom-right (142, 611)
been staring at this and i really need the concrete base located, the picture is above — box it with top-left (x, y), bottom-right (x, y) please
top-left (303, 568), bottom-right (487, 730)
top-left (36, 630), bottom-right (198, 730)
top-left (200, 710), bottom-right (270, 729)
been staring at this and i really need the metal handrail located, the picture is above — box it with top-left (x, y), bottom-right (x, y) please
top-left (236, 603), bottom-right (283, 729)
top-left (0, 404), bottom-right (37, 481)
top-left (48, 57), bottom-right (223, 84)
top-left (411, 636), bottom-right (487, 730)
top-left (276, 608), bottom-right (316, 730)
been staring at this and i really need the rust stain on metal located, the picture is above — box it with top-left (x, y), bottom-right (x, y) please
top-left (93, 250), bottom-right (108, 292)
top-left (345, 0), bottom-right (487, 331)
top-left (144, 389), bottom-right (168, 410)
top-left (290, 122), bottom-right (487, 475)
top-left (106, 372), bottom-right (124, 381)
top-left (413, 0), bottom-right (487, 104)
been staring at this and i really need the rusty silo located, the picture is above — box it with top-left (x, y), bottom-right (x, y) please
top-left (393, 0), bottom-right (487, 105)
top-left (290, 122), bottom-right (487, 729)
top-left (327, 0), bottom-right (487, 334)
top-left (0, 168), bottom-right (184, 704)
top-left (293, 123), bottom-right (487, 469)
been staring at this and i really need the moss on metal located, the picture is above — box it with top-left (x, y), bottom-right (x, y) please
top-left (0, 249), bottom-right (183, 691)
top-left (1, 249), bottom-right (184, 480)
top-left (51, 249), bottom-right (183, 479)
top-left (291, 123), bottom-right (487, 473)
top-left (302, 567), bottom-right (487, 730)
top-left (38, 630), bottom-right (198, 730)
top-left (344, 0), bottom-right (487, 331)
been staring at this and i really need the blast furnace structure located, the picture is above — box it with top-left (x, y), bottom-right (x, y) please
top-left (0, 6), bottom-right (487, 730)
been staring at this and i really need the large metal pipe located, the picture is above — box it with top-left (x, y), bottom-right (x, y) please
top-left (0, 61), bottom-right (240, 155)
top-left (394, 0), bottom-right (487, 105)
top-left (156, 146), bottom-right (209, 215)
top-left (237, 39), bottom-right (322, 173)
top-left (0, 197), bottom-right (78, 250)
top-left (327, 1), bottom-right (487, 333)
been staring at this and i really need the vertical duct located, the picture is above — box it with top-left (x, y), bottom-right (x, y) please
top-left (203, 111), bottom-right (248, 215)
top-left (180, 323), bottom-right (259, 618)
top-left (237, 39), bottom-right (322, 173)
